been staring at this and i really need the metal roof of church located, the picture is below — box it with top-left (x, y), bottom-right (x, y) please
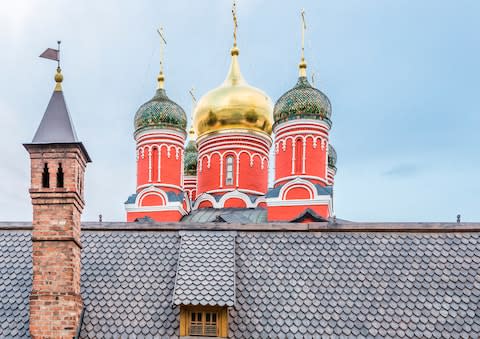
top-left (1, 222), bottom-right (479, 338)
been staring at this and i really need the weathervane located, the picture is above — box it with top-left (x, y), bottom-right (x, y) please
top-left (232, 0), bottom-right (238, 47)
top-left (39, 40), bottom-right (63, 91)
top-left (156, 27), bottom-right (167, 74)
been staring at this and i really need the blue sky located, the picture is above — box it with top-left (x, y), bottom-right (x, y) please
top-left (0, 0), bottom-right (479, 222)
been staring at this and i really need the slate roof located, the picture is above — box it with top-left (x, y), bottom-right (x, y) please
top-left (182, 208), bottom-right (267, 223)
top-left (25, 88), bottom-right (91, 162)
top-left (32, 90), bottom-right (78, 144)
top-left (1, 223), bottom-right (480, 338)
top-left (0, 230), bottom-right (31, 338)
top-left (80, 231), bottom-right (180, 338)
top-left (173, 231), bottom-right (236, 307)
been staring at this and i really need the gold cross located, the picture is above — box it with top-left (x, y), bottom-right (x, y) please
top-left (301, 9), bottom-right (307, 61)
top-left (232, 0), bottom-right (238, 47)
top-left (157, 27), bottom-right (167, 73)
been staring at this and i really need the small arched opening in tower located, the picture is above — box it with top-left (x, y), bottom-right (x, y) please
top-left (42, 163), bottom-right (49, 188)
top-left (56, 163), bottom-right (64, 188)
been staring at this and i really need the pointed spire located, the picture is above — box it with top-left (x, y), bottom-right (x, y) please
top-left (27, 49), bottom-right (91, 162)
top-left (225, 1), bottom-right (246, 86)
top-left (224, 49), bottom-right (246, 86)
top-left (299, 9), bottom-right (307, 77)
top-left (32, 67), bottom-right (78, 144)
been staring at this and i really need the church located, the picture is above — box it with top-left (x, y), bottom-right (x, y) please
top-left (0, 7), bottom-right (479, 339)
top-left (125, 22), bottom-right (336, 224)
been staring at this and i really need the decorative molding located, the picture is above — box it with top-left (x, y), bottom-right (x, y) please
top-left (205, 188), bottom-right (265, 195)
top-left (193, 189), bottom-right (262, 210)
top-left (126, 185), bottom-right (187, 216)
top-left (274, 175), bottom-right (328, 186)
top-left (136, 183), bottom-right (184, 191)
top-left (135, 128), bottom-right (186, 141)
top-left (273, 119), bottom-right (330, 134)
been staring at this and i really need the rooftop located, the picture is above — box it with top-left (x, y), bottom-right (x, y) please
top-left (1, 221), bottom-right (479, 338)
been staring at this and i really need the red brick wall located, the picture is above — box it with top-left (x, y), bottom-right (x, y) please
top-left (26, 144), bottom-right (87, 338)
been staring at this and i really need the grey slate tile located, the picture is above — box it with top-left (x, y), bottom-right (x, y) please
top-left (173, 231), bottom-right (237, 307)
top-left (1, 229), bottom-right (480, 338)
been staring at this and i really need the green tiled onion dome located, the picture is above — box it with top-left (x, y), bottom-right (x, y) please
top-left (328, 144), bottom-right (337, 169)
top-left (273, 76), bottom-right (332, 127)
top-left (134, 88), bottom-right (187, 135)
top-left (184, 140), bottom-right (198, 176)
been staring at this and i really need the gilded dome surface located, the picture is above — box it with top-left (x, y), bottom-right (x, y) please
top-left (328, 144), bottom-right (337, 169)
top-left (273, 76), bottom-right (331, 127)
top-left (184, 139), bottom-right (198, 176)
top-left (193, 48), bottom-right (273, 138)
top-left (134, 88), bottom-right (187, 135)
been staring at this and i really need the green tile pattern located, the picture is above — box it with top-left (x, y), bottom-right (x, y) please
top-left (134, 89), bottom-right (187, 134)
top-left (274, 76), bottom-right (332, 127)
top-left (184, 140), bottom-right (198, 176)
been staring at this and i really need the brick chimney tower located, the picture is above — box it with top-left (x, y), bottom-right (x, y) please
top-left (24, 66), bottom-right (91, 337)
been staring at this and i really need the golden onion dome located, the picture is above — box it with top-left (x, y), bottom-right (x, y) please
top-left (193, 47), bottom-right (273, 138)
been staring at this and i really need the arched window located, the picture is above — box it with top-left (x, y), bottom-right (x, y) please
top-left (225, 156), bottom-right (234, 185)
top-left (295, 138), bottom-right (303, 174)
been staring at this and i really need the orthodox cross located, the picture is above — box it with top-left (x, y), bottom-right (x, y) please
top-left (156, 27), bottom-right (167, 73)
top-left (232, 0), bottom-right (238, 47)
top-left (301, 9), bottom-right (306, 62)
top-left (189, 87), bottom-right (197, 108)
top-left (188, 87), bottom-right (197, 135)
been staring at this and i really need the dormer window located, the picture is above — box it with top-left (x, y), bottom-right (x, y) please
top-left (190, 311), bottom-right (217, 336)
top-left (180, 306), bottom-right (228, 338)
top-left (225, 156), bottom-right (234, 185)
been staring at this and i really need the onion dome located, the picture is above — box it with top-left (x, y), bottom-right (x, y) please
top-left (328, 144), bottom-right (337, 169)
top-left (134, 73), bottom-right (187, 135)
top-left (273, 62), bottom-right (332, 128)
top-left (193, 47), bottom-right (273, 138)
top-left (184, 127), bottom-right (198, 176)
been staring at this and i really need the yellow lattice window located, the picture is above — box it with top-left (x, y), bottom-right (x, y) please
top-left (180, 306), bottom-right (228, 337)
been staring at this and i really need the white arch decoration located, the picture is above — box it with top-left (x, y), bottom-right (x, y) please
top-left (137, 186), bottom-right (168, 207)
top-left (192, 189), bottom-right (264, 210)
top-left (218, 190), bottom-right (254, 208)
top-left (279, 178), bottom-right (317, 201)
top-left (192, 193), bottom-right (217, 210)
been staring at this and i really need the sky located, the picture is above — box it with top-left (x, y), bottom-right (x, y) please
top-left (0, 0), bottom-right (479, 222)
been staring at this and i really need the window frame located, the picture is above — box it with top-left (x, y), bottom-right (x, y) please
top-left (225, 155), bottom-right (234, 186)
top-left (180, 306), bottom-right (228, 338)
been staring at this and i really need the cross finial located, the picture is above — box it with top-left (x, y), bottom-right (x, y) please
top-left (156, 27), bottom-right (167, 74)
top-left (299, 9), bottom-right (307, 77)
top-left (301, 9), bottom-right (306, 62)
top-left (188, 87), bottom-right (197, 139)
top-left (156, 27), bottom-right (167, 89)
top-left (189, 87), bottom-right (197, 107)
top-left (232, 0), bottom-right (238, 47)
